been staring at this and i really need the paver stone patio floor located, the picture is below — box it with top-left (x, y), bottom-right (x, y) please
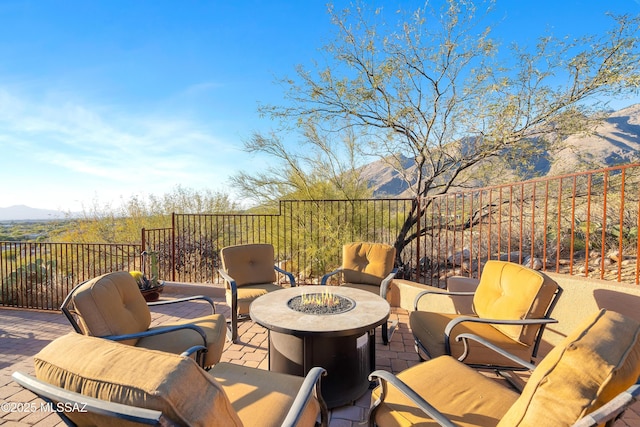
top-left (1, 284), bottom-right (639, 427)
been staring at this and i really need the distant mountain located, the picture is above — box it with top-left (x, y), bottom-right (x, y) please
top-left (549, 104), bottom-right (640, 175)
top-left (0, 205), bottom-right (70, 221)
top-left (360, 105), bottom-right (640, 197)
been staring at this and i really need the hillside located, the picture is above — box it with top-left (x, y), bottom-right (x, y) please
top-left (549, 104), bottom-right (640, 175)
top-left (360, 105), bottom-right (640, 197)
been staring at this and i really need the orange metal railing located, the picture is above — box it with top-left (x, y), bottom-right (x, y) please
top-left (415, 163), bottom-right (640, 286)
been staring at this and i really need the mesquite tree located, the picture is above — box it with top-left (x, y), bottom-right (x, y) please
top-left (236, 0), bottom-right (640, 263)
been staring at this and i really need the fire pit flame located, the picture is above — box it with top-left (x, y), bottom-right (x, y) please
top-left (287, 288), bottom-right (355, 315)
top-left (301, 288), bottom-right (341, 307)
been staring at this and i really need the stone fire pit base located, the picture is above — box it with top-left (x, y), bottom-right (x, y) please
top-left (270, 330), bottom-right (371, 408)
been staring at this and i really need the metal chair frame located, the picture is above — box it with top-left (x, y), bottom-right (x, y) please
top-left (412, 285), bottom-right (563, 372)
top-left (369, 332), bottom-right (640, 427)
top-left (13, 366), bottom-right (329, 427)
top-left (218, 264), bottom-right (296, 342)
top-left (60, 280), bottom-right (220, 368)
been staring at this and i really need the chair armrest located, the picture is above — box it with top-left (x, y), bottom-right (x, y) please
top-left (413, 289), bottom-right (475, 311)
top-left (103, 323), bottom-right (209, 348)
top-left (147, 295), bottom-right (217, 314)
top-left (218, 268), bottom-right (239, 341)
top-left (368, 370), bottom-right (457, 427)
top-left (321, 268), bottom-right (343, 285)
top-left (274, 265), bottom-right (297, 287)
top-left (571, 381), bottom-right (640, 427)
top-left (12, 371), bottom-right (164, 425)
top-left (180, 345), bottom-right (208, 367)
top-left (217, 269), bottom-right (238, 297)
top-left (444, 317), bottom-right (558, 355)
top-left (180, 345), bottom-right (207, 357)
top-left (454, 333), bottom-right (536, 370)
top-left (60, 280), bottom-right (90, 334)
top-left (282, 367), bottom-right (328, 427)
top-left (380, 268), bottom-right (399, 300)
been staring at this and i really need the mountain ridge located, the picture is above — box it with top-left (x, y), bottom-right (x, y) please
top-left (0, 205), bottom-right (71, 221)
top-left (360, 104), bottom-right (640, 197)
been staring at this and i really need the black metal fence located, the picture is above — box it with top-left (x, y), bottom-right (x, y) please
top-left (142, 199), bottom-right (418, 284)
top-left (0, 242), bottom-right (141, 310)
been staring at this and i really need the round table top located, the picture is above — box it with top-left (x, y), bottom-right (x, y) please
top-left (249, 285), bottom-right (390, 337)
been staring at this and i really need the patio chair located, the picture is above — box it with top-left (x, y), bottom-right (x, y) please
top-left (218, 243), bottom-right (296, 342)
top-left (368, 309), bottom-right (640, 427)
top-left (410, 260), bottom-right (561, 371)
top-left (60, 271), bottom-right (226, 368)
top-left (13, 332), bottom-right (328, 427)
top-left (321, 242), bottom-right (398, 344)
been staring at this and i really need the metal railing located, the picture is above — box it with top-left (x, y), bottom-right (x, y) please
top-left (142, 199), bottom-right (418, 284)
top-left (142, 164), bottom-right (640, 287)
top-left (0, 242), bottom-right (141, 310)
top-left (416, 164), bottom-right (640, 286)
top-left (2, 163), bottom-right (639, 310)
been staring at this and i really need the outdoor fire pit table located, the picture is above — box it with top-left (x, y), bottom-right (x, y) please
top-left (249, 285), bottom-right (390, 408)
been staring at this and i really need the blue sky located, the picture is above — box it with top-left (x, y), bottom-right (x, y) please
top-left (1, 0), bottom-right (639, 212)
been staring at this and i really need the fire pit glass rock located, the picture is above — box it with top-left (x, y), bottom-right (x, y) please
top-left (287, 292), bottom-right (355, 315)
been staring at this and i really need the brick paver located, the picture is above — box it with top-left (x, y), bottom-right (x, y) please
top-left (0, 286), bottom-right (638, 426)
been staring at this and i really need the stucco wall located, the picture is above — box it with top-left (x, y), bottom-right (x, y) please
top-left (537, 272), bottom-right (640, 357)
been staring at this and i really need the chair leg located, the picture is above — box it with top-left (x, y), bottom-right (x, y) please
top-left (226, 311), bottom-right (252, 343)
top-left (496, 369), bottom-right (527, 392)
top-left (369, 329), bottom-right (376, 373)
top-left (226, 295), bottom-right (239, 343)
top-left (414, 339), bottom-right (428, 361)
top-left (196, 349), bottom-right (211, 371)
top-left (382, 319), bottom-right (398, 345)
top-left (226, 305), bottom-right (239, 343)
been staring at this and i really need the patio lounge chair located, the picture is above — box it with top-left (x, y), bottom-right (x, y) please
top-left (13, 332), bottom-right (328, 427)
top-left (410, 260), bottom-right (561, 371)
top-left (368, 309), bottom-right (640, 427)
top-left (60, 271), bottom-right (226, 368)
top-left (218, 243), bottom-right (296, 342)
top-left (321, 242), bottom-right (398, 344)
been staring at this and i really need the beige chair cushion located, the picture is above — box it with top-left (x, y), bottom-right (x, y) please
top-left (498, 309), bottom-right (640, 426)
top-left (371, 355), bottom-right (519, 426)
top-left (410, 311), bottom-right (532, 366)
top-left (71, 271), bottom-right (226, 367)
top-left (71, 271), bottom-right (152, 345)
top-left (138, 314), bottom-right (227, 367)
top-left (34, 333), bottom-right (241, 427)
top-left (342, 242), bottom-right (395, 286)
top-left (225, 283), bottom-right (284, 315)
top-left (210, 362), bottom-right (320, 427)
top-left (472, 261), bottom-right (558, 344)
top-left (221, 243), bottom-right (278, 287)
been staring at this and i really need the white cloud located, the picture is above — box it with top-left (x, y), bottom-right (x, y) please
top-left (0, 86), bottom-right (248, 210)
